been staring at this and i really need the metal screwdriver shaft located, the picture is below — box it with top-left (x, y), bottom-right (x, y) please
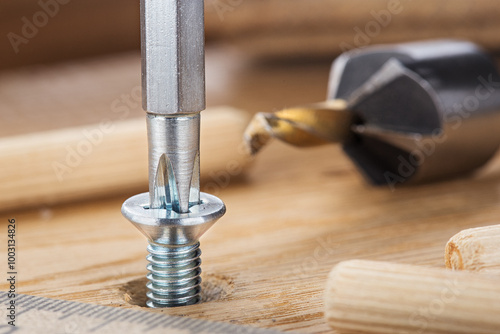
top-left (122, 0), bottom-right (226, 308)
top-left (142, 0), bottom-right (204, 213)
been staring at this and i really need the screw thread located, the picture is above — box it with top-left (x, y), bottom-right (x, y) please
top-left (146, 241), bottom-right (202, 308)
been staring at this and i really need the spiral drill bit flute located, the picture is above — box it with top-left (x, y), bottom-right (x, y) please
top-left (122, 0), bottom-right (226, 308)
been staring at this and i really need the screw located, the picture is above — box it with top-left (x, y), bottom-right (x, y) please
top-left (122, 192), bottom-right (225, 308)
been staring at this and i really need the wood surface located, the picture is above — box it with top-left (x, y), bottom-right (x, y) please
top-left (445, 224), bottom-right (500, 273)
top-left (325, 260), bottom-right (500, 334)
top-left (3, 51), bottom-right (500, 333)
top-left (3, 140), bottom-right (500, 333)
top-left (2, 0), bottom-right (500, 69)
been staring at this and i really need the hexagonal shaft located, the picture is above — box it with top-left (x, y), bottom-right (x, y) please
top-left (141, 0), bottom-right (205, 114)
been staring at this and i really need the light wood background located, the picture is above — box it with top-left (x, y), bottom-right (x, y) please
top-left (3, 139), bottom-right (500, 333)
top-left (2, 0), bottom-right (500, 69)
top-left (1, 49), bottom-right (500, 333)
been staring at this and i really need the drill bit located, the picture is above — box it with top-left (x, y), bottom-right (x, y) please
top-left (243, 40), bottom-right (500, 186)
top-left (122, 0), bottom-right (226, 308)
top-left (243, 100), bottom-right (353, 155)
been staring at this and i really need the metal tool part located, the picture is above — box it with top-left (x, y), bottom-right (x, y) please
top-left (333, 40), bottom-right (500, 185)
top-left (141, 0), bottom-right (205, 114)
top-left (122, 0), bottom-right (226, 308)
top-left (244, 40), bottom-right (500, 187)
top-left (244, 100), bottom-right (352, 155)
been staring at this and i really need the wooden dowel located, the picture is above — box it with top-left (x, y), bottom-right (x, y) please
top-left (325, 260), bottom-right (500, 334)
top-left (445, 224), bottom-right (500, 273)
top-left (0, 107), bottom-right (251, 212)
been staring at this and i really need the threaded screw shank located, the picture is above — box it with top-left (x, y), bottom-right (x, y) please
top-left (146, 242), bottom-right (202, 308)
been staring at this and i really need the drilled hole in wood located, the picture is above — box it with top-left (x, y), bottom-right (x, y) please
top-left (121, 273), bottom-right (234, 307)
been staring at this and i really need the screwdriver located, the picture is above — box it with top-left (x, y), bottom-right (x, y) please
top-left (122, 0), bottom-right (226, 308)
top-left (244, 40), bottom-right (500, 188)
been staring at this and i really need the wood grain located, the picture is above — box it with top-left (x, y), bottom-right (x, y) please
top-left (3, 140), bottom-right (500, 333)
top-left (0, 0), bottom-right (140, 69)
top-left (325, 260), bottom-right (500, 334)
top-left (445, 224), bottom-right (500, 273)
top-left (2, 48), bottom-right (500, 333)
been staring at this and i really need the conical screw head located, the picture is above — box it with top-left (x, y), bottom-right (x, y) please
top-left (122, 192), bottom-right (225, 246)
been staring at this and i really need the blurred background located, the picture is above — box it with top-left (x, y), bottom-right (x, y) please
top-left (1, 0), bottom-right (500, 212)
top-left (2, 0), bottom-right (500, 69)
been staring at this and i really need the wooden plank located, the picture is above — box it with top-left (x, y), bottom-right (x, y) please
top-left (2, 47), bottom-right (500, 333)
top-left (2, 0), bottom-right (500, 69)
top-left (3, 141), bottom-right (500, 333)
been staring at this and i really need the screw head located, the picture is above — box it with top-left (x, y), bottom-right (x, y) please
top-left (122, 192), bottom-right (225, 245)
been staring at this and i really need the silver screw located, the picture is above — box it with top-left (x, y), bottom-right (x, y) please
top-left (122, 192), bottom-right (225, 308)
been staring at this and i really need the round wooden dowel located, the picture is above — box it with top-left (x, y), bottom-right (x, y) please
top-left (325, 260), bottom-right (500, 334)
top-left (445, 224), bottom-right (500, 273)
